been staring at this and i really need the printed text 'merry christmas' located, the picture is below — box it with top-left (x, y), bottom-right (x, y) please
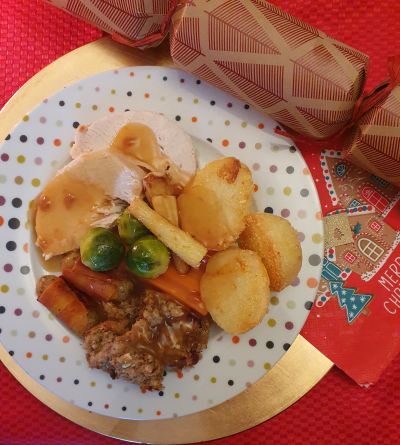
top-left (380, 256), bottom-right (400, 315)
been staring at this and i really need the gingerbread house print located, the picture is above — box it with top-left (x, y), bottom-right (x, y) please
top-left (320, 150), bottom-right (400, 282)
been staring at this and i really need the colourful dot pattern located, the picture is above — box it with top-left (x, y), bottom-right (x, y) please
top-left (0, 67), bottom-right (323, 421)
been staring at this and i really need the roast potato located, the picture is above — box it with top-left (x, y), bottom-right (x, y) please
top-left (200, 248), bottom-right (270, 334)
top-left (238, 213), bottom-right (302, 291)
top-left (176, 185), bottom-right (231, 250)
top-left (178, 157), bottom-right (253, 250)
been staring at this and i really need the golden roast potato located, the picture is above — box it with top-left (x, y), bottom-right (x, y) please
top-left (238, 213), bottom-right (302, 291)
top-left (178, 157), bottom-right (253, 250)
top-left (200, 248), bottom-right (270, 334)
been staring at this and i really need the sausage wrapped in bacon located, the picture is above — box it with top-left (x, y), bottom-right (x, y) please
top-left (61, 253), bottom-right (133, 302)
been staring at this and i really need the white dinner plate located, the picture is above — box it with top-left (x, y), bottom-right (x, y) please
top-left (0, 66), bottom-right (323, 420)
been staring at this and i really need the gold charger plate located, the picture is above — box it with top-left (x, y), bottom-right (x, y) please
top-left (0, 37), bottom-right (333, 444)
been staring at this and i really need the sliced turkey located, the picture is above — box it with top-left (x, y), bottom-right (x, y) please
top-left (35, 150), bottom-right (144, 259)
top-left (70, 111), bottom-right (197, 185)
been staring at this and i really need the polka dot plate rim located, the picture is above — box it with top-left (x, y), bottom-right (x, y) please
top-left (0, 66), bottom-right (323, 420)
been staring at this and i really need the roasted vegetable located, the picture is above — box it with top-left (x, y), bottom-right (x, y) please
top-left (117, 210), bottom-right (149, 245)
top-left (178, 157), bottom-right (253, 250)
top-left (238, 213), bottom-right (302, 291)
top-left (126, 235), bottom-right (170, 278)
top-left (128, 197), bottom-right (207, 268)
top-left (62, 256), bottom-right (133, 302)
top-left (141, 264), bottom-right (207, 316)
top-left (80, 227), bottom-right (124, 271)
top-left (37, 275), bottom-right (99, 336)
top-left (143, 172), bottom-right (183, 204)
top-left (151, 195), bottom-right (190, 274)
top-left (151, 195), bottom-right (179, 226)
top-left (200, 248), bottom-right (270, 334)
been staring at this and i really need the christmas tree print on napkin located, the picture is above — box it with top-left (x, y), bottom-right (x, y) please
top-left (329, 281), bottom-right (372, 324)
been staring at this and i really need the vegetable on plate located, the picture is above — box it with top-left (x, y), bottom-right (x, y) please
top-left (80, 227), bottom-right (124, 272)
top-left (117, 210), bottom-right (149, 245)
top-left (143, 172), bottom-right (183, 203)
top-left (238, 213), bottom-right (302, 291)
top-left (151, 194), bottom-right (190, 274)
top-left (128, 196), bottom-right (207, 268)
top-left (200, 248), bottom-right (270, 334)
top-left (178, 157), bottom-right (253, 251)
top-left (126, 235), bottom-right (170, 279)
top-left (140, 263), bottom-right (208, 316)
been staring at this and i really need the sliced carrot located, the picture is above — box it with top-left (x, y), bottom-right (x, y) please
top-left (163, 264), bottom-right (204, 293)
top-left (140, 264), bottom-right (207, 316)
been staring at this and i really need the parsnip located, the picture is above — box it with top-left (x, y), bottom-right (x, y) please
top-left (128, 197), bottom-right (207, 268)
top-left (143, 173), bottom-right (182, 203)
top-left (152, 195), bottom-right (179, 226)
top-left (152, 195), bottom-right (190, 274)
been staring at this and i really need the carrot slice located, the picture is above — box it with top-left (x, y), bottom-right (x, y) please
top-left (140, 264), bottom-right (207, 316)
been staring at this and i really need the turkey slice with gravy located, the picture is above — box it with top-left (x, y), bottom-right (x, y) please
top-left (70, 111), bottom-right (197, 186)
top-left (35, 150), bottom-right (144, 259)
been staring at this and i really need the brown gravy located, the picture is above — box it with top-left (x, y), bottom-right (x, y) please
top-left (111, 123), bottom-right (190, 186)
top-left (35, 172), bottom-right (109, 258)
top-left (128, 313), bottom-right (200, 368)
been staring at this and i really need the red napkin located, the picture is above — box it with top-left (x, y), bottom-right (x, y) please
top-left (300, 141), bottom-right (400, 385)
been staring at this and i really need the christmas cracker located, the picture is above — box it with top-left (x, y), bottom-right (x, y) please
top-left (344, 85), bottom-right (400, 188)
top-left (46, 0), bottom-right (400, 185)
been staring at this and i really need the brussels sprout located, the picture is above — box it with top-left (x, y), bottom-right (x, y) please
top-left (117, 210), bottom-right (149, 245)
top-left (126, 235), bottom-right (170, 278)
top-left (80, 227), bottom-right (124, 272)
